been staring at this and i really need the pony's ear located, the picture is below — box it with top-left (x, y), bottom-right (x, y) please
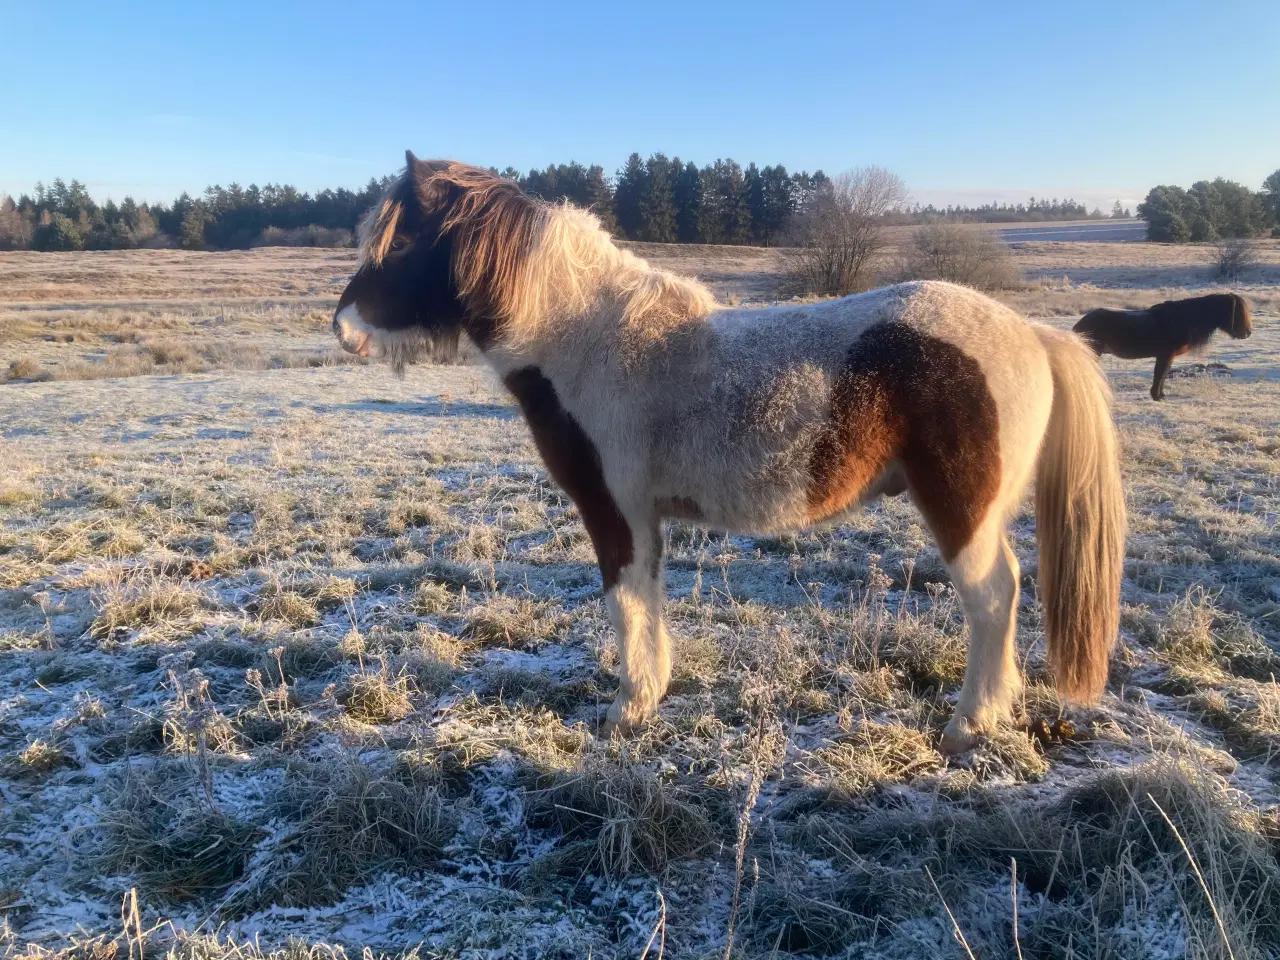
top-left (405, 149), bottom-right (419, 171)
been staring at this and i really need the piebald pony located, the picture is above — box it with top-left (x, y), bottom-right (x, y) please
top-left (334, 153), bottom-right (1127, 752)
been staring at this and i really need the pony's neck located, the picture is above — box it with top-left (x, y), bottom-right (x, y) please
top-left (483, 205), bottom-right (718, 372)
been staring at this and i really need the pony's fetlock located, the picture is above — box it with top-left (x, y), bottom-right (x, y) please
top-left (604, 691), bottom-right (659, 734)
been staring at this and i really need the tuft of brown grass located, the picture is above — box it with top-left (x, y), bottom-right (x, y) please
top-left (226, 755), bottom-right (457, 911)
top-left (6, 356), bottom-right (45, 381)
top-left (804, 719), bottom-right (941, 795)
top-left (342, 663), bottom-right (415, 724)
top-left (526, 755), bottom-right (724, 879)
top-left (84, 770), bottom-right (263, 901)
top-left (17, 738), bottom-right (74, 774)
top-left (754, 757), bottom-right (1280, 956)
top-left (463, 594), bottom-right (572, 650)
top-left (252, 588), bottom-right (319, 627)
top-left (89, 578), bottom-right (208, 643)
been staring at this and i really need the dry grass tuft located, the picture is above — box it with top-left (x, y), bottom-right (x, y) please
top-left (1157, 588), bottom-right (1279, 689)
top-left (755, 757), bottom-right (1280, 956)
top-left (342, 662), bottom-right (415, 724)
top-left (85, 770), bottom-right (263, 901)
top-left (89, 578), bottom-right (208, 643)
top-left (252, 588), bottom-right (320, 627)
top-left (1193, 683), bottom-right (1280, 760)
top-left (17, 737), bottom-right (74, 774)
top-left (463, 594), bottom-right (572, 650)
top-left (526, 755), bottom-right (724, 879)
top-left (6, 356), bottom-right (46, 381)
top-left (227, 755), bottom-right (457, 910)
top-left (805, 719), bottom-right (941, 795)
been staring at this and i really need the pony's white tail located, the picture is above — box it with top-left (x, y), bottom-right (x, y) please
top-left (1033, 326), bottom-right (1126, 701)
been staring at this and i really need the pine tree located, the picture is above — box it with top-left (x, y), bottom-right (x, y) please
top-left (745, 163), bottom-right (766, 244)
top-left (31, 212), bottom-right (84, 251)
top-left (698, 163), bottom-right (723, 243)
top-left (1263, 169), bottom-right (1280, 232)
top-left (674, 161), bottom-right (702, 243)
top-left (714, 159), bottom-right (751, 245)
top-left (640, 153), bottom-right (677, 242)
top-left (179, 205), bottom-right (207, 250)
top-left (760, 165), bottom-right (795, 246)
top-left (585, 165), bottom-right (616, 233)
top-left (613, 153), bottom-right (646, 239)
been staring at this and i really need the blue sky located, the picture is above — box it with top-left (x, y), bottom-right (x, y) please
top-left (2, 0), bottom-right (1277, 211)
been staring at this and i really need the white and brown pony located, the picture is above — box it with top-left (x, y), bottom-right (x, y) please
top-left (334, 153), bottom-right (1126, 753)
top-left (1072, 293), bottom-right (1253, 400)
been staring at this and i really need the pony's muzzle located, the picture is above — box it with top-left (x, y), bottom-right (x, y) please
top-left (333, 304), bottom-right (374, 357)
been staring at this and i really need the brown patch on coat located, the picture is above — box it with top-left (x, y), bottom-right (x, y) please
top-left (503, 366), bottom-right (634, 589)
top-left (807, 324), bottom-right (1001, 561)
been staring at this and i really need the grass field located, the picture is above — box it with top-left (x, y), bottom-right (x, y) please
top-left (2, 241), bottom-right (1279, 959)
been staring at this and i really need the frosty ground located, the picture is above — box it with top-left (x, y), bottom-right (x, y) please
top-left (1, 242), bottom-right (1279, 959)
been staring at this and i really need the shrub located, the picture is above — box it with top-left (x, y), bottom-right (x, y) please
top-left (1212, 237), bottom-right (1261, 279)
top-left (253, 225), bottom-right (355, 247)
top-left (896, 222), bottom-right (1022, 290)
top-left (6, 357), bottom-right (43, 381)
top-left (31, 213), bottom-right (84, 251)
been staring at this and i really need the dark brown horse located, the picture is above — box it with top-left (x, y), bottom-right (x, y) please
top-left (1072, 293), bottom-right (1252, 400)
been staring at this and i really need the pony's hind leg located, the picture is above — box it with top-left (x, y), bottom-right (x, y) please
top-left (603, 518), bottom-right (671, 732)
top-left (938, 521), bottom-right (1022, 754)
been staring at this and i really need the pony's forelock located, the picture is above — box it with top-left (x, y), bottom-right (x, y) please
top-left (1232, 294), bottom-right (1253, 338)
top-left (358, 161), bottom-right (547, 325)
top-left (356, 184), bottom-right (405, 266)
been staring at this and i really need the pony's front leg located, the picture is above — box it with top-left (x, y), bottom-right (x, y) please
top-left (602, 519), bottom-right (671, 732)
top-left (1151, 352), bottom-right (1173, 400)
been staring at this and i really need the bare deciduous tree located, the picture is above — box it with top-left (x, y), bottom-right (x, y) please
top-left (786, 166), bottom-right (907, 296)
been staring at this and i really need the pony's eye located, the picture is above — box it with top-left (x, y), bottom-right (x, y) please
top-left (389, 236), bottom-right (408, 252)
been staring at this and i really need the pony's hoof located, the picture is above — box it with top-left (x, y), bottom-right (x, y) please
top-left (601, 698), bottom-right (655, 737)
top-left (939, 718), bottom-right (981, 755)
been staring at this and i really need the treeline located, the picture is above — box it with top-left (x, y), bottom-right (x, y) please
top-left (513, 154), bottom-right (832, 246)
top-left (903, 197), bottom-right (1128, 223)
top-left (1138, 170), bottom-right (1280, 242)
top-left (0, 156), bottom-right (829, 252)
top-left (0, 176), bottom-right (395, 252)
top-left (2, 152), bottom-right (1192, 254)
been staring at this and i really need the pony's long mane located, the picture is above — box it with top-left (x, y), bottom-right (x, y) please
top-left (359, 161), bottom-right (548, 326)
top-left (359, 160), bottom-right (717, 350)
top-left (1148, 293), bottom-right (1249, 350)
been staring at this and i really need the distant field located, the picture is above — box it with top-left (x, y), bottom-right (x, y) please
top-left (2, 242), bottom-right (1280, 957)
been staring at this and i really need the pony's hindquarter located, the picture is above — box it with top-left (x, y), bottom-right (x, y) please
top-left (1033, 326), bottom-right (1126, 700)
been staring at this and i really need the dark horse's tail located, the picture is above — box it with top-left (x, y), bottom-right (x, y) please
top-left (1071, 310), bottom-right (1108, 355)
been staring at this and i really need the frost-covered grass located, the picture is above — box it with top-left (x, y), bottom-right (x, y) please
top-left (1, 247), bottom-right (1279, 958)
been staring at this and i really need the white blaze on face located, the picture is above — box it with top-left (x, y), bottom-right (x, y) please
top-left (334, 304), bottom-right (379, 357)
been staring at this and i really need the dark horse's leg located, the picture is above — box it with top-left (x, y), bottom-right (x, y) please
top-left (1151, 352), bottom-right (1173, 400)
